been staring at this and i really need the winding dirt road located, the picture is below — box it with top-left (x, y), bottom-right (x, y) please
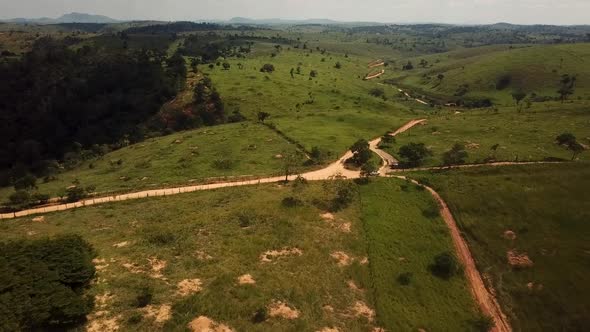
top-left (1, 118), bottom-right (535, 331)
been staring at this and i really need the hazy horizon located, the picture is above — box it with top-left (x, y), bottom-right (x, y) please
top-left (1, 0), bottom-right (589, 25)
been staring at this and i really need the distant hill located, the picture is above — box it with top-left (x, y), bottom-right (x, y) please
top-left (227, 17), bottom-right (380, 26)
top-left (389, 43), bottom-right (590, 105)
top-left (4, 12), bottom-right (120, 24)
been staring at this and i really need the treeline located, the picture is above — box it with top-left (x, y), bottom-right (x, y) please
top-left (124, 22), bottom-right (258, 34)
top-left (0, 37), bottom-right (184, 185)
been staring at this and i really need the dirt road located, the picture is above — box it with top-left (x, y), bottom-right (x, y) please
top-left (391, 175), bottom-right (512, 332)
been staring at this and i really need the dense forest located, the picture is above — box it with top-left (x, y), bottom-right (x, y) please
top-left (0, 37), bottom-right (184, 185)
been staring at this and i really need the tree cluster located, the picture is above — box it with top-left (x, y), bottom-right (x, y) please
top-left (0, 235), bottom-right (96, 330)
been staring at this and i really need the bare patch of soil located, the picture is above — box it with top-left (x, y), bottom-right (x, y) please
top-left (238, 274), bottom-right (256, 285)
top-left (320, 212), bottom-right (335, 221)
top-left (323, 305), bottom-right (335, 313)
top-left (112, 241), bottom-right (130, 248)
top-left (188, 316), bottom-right (234, 332)
top-left (347, 280), bottom-right (361, 291)
top-left (260, 248), bottom-right (303, 262)
top-left (148, 257), bottom-right (167, 279)
top-left (93, 258), bottom-right (109, 271)
top-left (32, 216), bottom-right (45, 223)
top-left (86, 315), bottom-right (120, 332)
top-left (466, 142), bottom-right (480, 149)
top-left (317, 328), bottom-right (340, 332)
top-left (143, 304), bottom-right (172, 324)
top-left (122, 262), bottom-right (143, 274)
top-left (503, 230), bottom-right (516, 240)
top-left (268, 301), bottom-right (300, 320)
top-left (195, 250), bottom-right (213, 261)
top-left (351, 301), bottom-right (375, 322)
top-left (339, 222), bottom-right (352, 233)
top-left (507, 250), bottom-right (533, 268)
top-left (330, 251), bottom-right (353, 266)
top-left (177, 279), bottom-right (202, 296)
top-left (360, 257), bottom-right (369, 265)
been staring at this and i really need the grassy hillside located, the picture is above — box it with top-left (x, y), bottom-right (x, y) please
top-left (0, 179), bottom-right (479, 331)
top-left (415, 163), bottom-right (590, 331)
top-left (0, 122), bottom-right (307, 203)
top-left (388, 43), bottom-right (590, 105)
top-left (386, 104), bottom-right (590, 167)
top-left (204, 44), bottom-right (412, 156)
top-left (360, 178), bottom-right (480, 331)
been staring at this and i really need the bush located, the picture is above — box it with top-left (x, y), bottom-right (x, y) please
top-left (31, 192), bottom-right (50, 205)
top-left (282, 196), bottom-right (303, 207)
top-left (9, 190), bottom-right (31, 206)
top-left (65, 186), bottom-right (87, 203)
top-left (212, 159), bottom-right (235, 170)
top-left (471, 315), bottom-right (495, 331)
top-left (430, 252), bottom-right (458, 279)
top-left (144, 229), bottom-right (177, 246)
top-left (260, 64), bottom-right (275, 73)
top-left (369, 88), bottom-right (385, 97)
top-left (13, 174), bottom-right (37, 191)
top-left (135, 286), bottom-right (153, 308)
top-left (309, 70), bottom-right (318, 78)
top-left (0, 235), bottom-right (96, 330)
top-left (252, 307), bottom-right (268, 323)
top-left (397, 272), bottom-right (413, 285)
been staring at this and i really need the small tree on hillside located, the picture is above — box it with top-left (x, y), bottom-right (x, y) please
top-left (257, 111), bottom-right (270, 123)
top-left (360, 162), bottom-right (378, 177)
top-left (558, 74), bottom-right (576, 102)
top-left (290, 68), bottom-right (295, 78)
top-left (309, 70), bottom-right (318, 78)
top-left (555, 132), bottom-right (586, 160)
top-left (511, 90), bottom-right (527, 111)
top-left (398, 143), bottom-right (432, 167)
top-left (260, 64), bottom-right (275, 73)
top-left (568, 142), bottom-right (585, 160)
top-left (222, 62), bottom-right (231, 70)
top-left (442, 143), bottom-right (468, 166)
top-left (556, 133), bottom-right (576, 146)
top-left (334, 62), bottom-right (342, 69)
top-left (490, 144), bottom-right (500, 159)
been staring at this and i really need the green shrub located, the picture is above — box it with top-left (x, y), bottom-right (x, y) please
top-left (282, 196), bottom-right (303, 207)
top-left (8, 190), bottom-right (30, 206)
top-left (212, 158), bottom-right (235, 170)
top-left (397, 272), bottom-right (413, 285)
top-left (0, 235), bottom-right (96, 330)
top-left (430, 252), bottom-right (458, 279)
top-left (135, 286), bottom-right (153, 308)
top-left (252, 307), bottom-right (268, 323)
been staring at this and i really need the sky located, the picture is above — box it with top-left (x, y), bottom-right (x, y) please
top-left (1, 0), bottom-right (589, 25)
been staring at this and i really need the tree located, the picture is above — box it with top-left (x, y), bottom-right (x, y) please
top-left (490, 144), bottom-right (500, 159)
top-left (558, 74), bottom-right (576, 102)
top-left (222, 62), bottom-right (231, 70)
top-left (260, 63), bottom-right (275, 73)
top-left (419, 59), bottom-right (428, 68)
top-left (442, 143), bottom-right (468, 166)
top-left (350, 139), bottom-right (372, 166)
top-left (257, 111), bottom-right (270, 123)
top-left (281, 151), bottom-right (302, 182)
top-left (290, 68), bottom-right (294, 78)
top-left (296, 66), bottom-right (301, 75)
top-left (568, 141), bottom-right (585, 160)
top-left (334, 62), bottom-right (342, 69)
top-left (369, 88), bottom-right (385, 98)
top-left (0, 235), bottom-right (96, 330)
top-left (398, 143), bottom-right (432, 167)
top-left (556, 133), bottom-right (577, 146)
top-left (309, 70), bottom-right (318, 78)
top-left (430, 252), bottom-right (458, 279)
top-left (511, 90), bottom-right (527, 111)
top-left (437, 74), bottom-right (445, 81)
top-left (403, 61), bottom-right (414, 70)
top-left (360, 162), bottom-right (378, 177)
top-left (13, 174), bottom-right (37, 191)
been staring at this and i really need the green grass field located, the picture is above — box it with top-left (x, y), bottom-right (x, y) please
top-left (360, 178), bottom-right (480, 331)
top-left (204, 44), bottom-right (412, 155)
top-left (385, 105), bottom-right (590, 167)
top-left (386, 43), bottom-right (590, 105)
top-left (0, 122), bottom-right (308, 203)
top-left (414, 163), bottom-right (590, 331)
top-left (0, 178), bottom-right (483, 331)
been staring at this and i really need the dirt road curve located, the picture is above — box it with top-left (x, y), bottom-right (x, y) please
top-left (391, 175), bottom-right (512, 332)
